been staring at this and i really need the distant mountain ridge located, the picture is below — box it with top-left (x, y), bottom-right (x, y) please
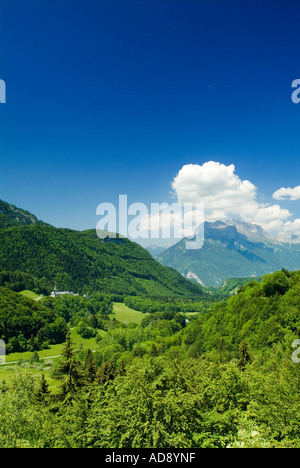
top-left (156, 219), bottom-right (300, 287)
top-left (0, 199), bottom-right (47, 229)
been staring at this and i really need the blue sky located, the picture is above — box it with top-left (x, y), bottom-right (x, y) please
top-left (1, 0), bottom-right (300, 238)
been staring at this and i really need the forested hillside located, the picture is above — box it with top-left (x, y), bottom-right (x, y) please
top-left (1, 270), bottom-right (300, 448)
top-left (0, 199), bottom-right (46, 229)
top-left (0, 270), bottom-right (52, 295)
top-left (0, 224), bottom-right (204, 297)
top-left (0, 287), bottom-right (67, 353)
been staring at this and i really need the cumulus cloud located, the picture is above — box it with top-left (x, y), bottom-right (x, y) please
top-left (171, 161), bottom-right (293, 234)
top-left (282, 219), bottom-right (300, 237)
top-left (273, 186), bottom-right (300, 201)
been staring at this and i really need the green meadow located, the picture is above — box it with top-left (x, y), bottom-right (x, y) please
top-left (19, 290), bottom-right (41, 300)
top-left (110, 302), bottom-right (149, 324)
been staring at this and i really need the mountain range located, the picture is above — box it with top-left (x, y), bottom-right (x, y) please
top-left (2, 198), bottom-right (299, 293)
top-left (155, 219), bottom-right (300, 287)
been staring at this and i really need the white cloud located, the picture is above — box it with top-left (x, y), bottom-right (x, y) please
top-left (283, 219), bottom-right (300, 237)
top-left (273, 186), bottom-right (300, 201)
top-left (171, 161), bottom-right (293, 234)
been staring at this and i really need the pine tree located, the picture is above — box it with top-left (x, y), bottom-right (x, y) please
top-left (55, 331), bottom-right (83, 396)
top-left (96, 361), bottom-right (116, 385)
top-left (119, 359), bottom-right (127, 376)
top-left (29, 334), bottom-right (36, 351)
top-left (237, 340), bottom-right (252, 371)
top-left (31, 350), bottom-right (40, 363)
top-left (84, 349), bottom-right (97, 384)
top-left (36, 374), bottom-right (50, 403)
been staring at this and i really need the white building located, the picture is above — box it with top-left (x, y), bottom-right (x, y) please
top-left (50, 286), bottom-right (74, 298)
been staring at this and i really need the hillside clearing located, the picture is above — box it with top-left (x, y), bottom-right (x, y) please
top-left (110, 302), bottom-right (149, 324)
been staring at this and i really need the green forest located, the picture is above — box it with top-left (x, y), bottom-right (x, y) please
top-left (1, 269), bottom-right (300, 448)
top-left (0, 225), bottom-right (204, 296)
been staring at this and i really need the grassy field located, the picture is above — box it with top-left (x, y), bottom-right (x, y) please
top-left (110, 302), bottom-right (148, 324)
top-left (4, 328), bottom-right (102, 363)
top-left (19, 290), bottom-right (41, 300)
top-left (185, 312), bottom-right (200, 318)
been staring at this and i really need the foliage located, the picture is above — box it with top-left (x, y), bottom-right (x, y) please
top-left (0, 269), bottom-right (52, 295)
top-left (0, 269), bottom-right (300, 447)
top-left (53, 331), bottom-right (84, 397)
top-left (0, 287), bottom-right (67, 353)
top-left (124, 295), bottom-right (208, 314)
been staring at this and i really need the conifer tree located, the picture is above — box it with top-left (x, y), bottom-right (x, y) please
top-left (119, 359), bottom-right (126, 376)
top-left (55, 331), bottom-right (83, 396)
top-left (31, 350), bottom-right (40, 363)
top-left (96, 361), bottom-right (116, 385)
top-left (36, 374), bottom-right (50, 403)
top-left (237, 340), bottom-right (252, 371)
top-left (84, 349), bottom-right (97, 384)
